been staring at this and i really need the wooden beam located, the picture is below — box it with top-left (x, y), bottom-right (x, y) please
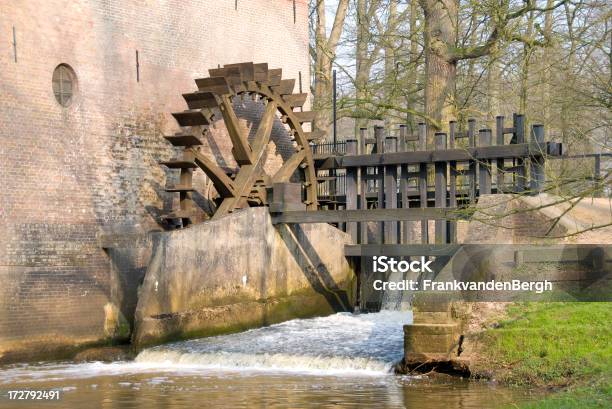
top-left (272, 79), bottom-right (295, 95)
top-left (213, 101), bottom-right (278, 218)
top-left (318, 144), bottom-right (542, 169)
top-left (218, 95), bottom-right (253, 165)
top-left (271, 208), bottom-right (453, 224)
top-left (183, 91), bottom-right (218, 109)
top-left (195, 76), bottom-right (232, 95)
top-left (191, 149), bottom-right (236, 198)
top-left (344, 244), bottom-right (460, 257)
top-left (282, 93), bottom-right (308, 108)
top-left (272, 149), bottom-right (306, 183)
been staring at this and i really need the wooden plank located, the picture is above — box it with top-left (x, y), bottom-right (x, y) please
top-left (319, 144), bottom-right (535, 169)
top-left (159, 160), bottom-right (196, 169)
top-left (253, 63), bottom-right (269, 82)
top-left (225, 62), bottom-right (254, 82)
top-left (283, 93), bottom-right (308, 108)
top-left (195, 76), bottom-right (232, 95)
top-left (293, 111), bottom-right (315, 123)
top-left (164, 133), bottom-right (202, 147)
top-left (183, 91), bottom-right (218, 110)
top-left (268, 69), bottom-right (282, 86)
top-left (345, 244), bottom-right (460, 257)
top-left (172, 110), bottom-right (212, 126)
top-left (165, 184), bottom-right (195, 192)
top-left (271, 208), bottom-right (453, 224)
top-left (272, 79), bottom-right (295, 95)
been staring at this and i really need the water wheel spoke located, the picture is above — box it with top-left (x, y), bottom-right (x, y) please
top-left (272, 150), bottom-right (306, 183)
top-left (191, 149), bottom-right (236, 198)
top-left (251, 100), bottom-right (277, 154)
top-left (219, 94), bottom-right (253, 165)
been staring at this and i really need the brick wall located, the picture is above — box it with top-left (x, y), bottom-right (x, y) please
top-left (0, 0), bottom-right (310, 361)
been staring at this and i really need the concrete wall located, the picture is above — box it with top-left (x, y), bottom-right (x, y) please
top-left (133, 207), bottom-right (355, 347)
top-left (0, 0), bottom-right (310, 362)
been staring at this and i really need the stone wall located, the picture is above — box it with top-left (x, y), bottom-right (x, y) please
top-left (133, 207), bottom-right (355, 347)
top-left (0, 0), bottom-right (310, 362)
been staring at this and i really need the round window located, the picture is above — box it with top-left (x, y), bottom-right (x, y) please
top-left (52, 64), bottom-right (77, 107)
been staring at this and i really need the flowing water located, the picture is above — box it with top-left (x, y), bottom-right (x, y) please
top-left (0, 311), bottom-right (541, 408)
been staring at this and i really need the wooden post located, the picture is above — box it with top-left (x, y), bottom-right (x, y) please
top-left (418, 123), bottom-right (428, 243)
top-left (399, 125), bottom-right (409, 242)
top-left (514, 114), bottom-right (526, 192)
top-left (345, 139), bottom-right (358, 241)
top-left (384, 136), bottom-right (398, 244)
top-left (478, 129), bottom-right (492, 195)
top-left (359, 129), bottom-right (368, 243)
top-left (418, 122), bottom-right (427, 150)
top-left (375, 126), bottom-right (385, 243)
top-left (448, 120), bottom-right (457, 242)
top-left (495, 116), bottom-right (505, 193)
top-left (359, 127), bottom-right (367, 155)
top-left (434, 132), bottom-right (448, 244)
top-left (530, 124), bottom-right (545, 194)
top-left (468, 119), bottom-right (477, 201)
top-left (399, 124), bottom-right (407, 152)
top-left (400, 168), bottom-right (412, 244)
top-left (449, 121), bottom-right (456, 148)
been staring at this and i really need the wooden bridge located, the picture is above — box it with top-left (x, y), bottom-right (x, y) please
top-left (271, 114), bottom-right (565, 250)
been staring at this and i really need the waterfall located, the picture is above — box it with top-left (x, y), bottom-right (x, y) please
top-left (134, 311), bottom-right (411, 376)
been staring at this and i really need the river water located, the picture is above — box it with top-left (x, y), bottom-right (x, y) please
top-left (0, 311), bottom-right (540, 408)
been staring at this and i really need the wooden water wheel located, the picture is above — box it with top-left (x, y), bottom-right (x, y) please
top-left (160, 62), bottom-right (323, 228)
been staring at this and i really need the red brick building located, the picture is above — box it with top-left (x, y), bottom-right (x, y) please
top-left (0, 0), bottom-right (310, 361)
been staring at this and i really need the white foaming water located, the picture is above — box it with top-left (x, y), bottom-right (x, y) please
top-left (1, 311), bottom-right (411, 383)
top-left (135, 310), bottom-right (411, 376)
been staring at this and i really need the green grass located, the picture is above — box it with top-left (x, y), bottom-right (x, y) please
top-left (477, 302), bottom-right (611, 408)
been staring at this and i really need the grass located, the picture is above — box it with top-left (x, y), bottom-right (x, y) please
top-left (476, 302), bottom-right (611, 408)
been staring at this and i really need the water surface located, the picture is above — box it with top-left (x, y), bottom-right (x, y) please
top-left (0, 312), bottom-right (541, 408)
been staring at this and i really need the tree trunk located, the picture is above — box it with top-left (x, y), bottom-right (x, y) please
top-left (420, 0), bottom-right (458, 142)
top-left (519, 11), bottom-right (535, 117)
top-left (384, 0), bottom-right (399, 130)
top-left (312, 0), bottom-right (350, 139)
top-left (354, 0), bottom-right (369, 137)
top-left (405, 0), bottom-right (419, 134)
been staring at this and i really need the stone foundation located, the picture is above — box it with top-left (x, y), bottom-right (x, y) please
top-left (133, 207), bottom-right (356, 347)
